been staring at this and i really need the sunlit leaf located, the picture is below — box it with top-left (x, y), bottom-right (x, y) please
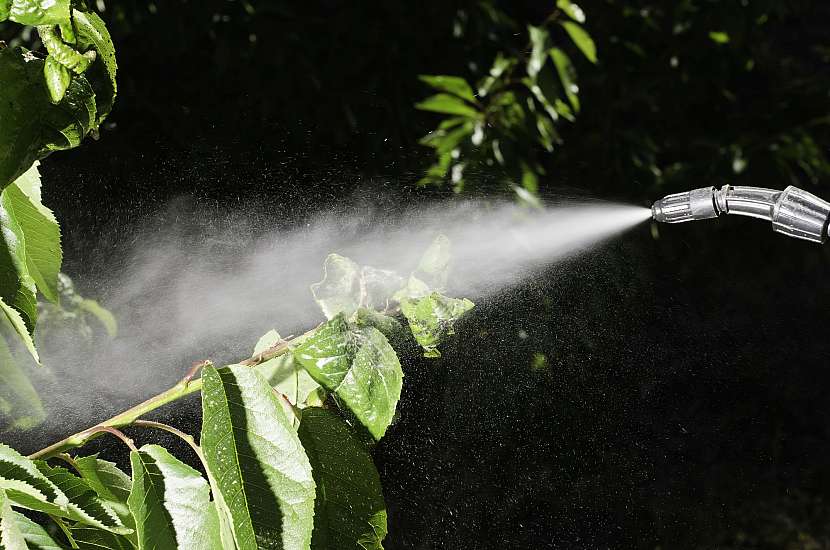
top-left (72, 526), bottom-right (133, 550)
top-left (12, 509), bottom-right (64, 549)
top-left (200, 364), bottom-right (316, 550)
top-left (549, 48), bottom-right (579, 112)
top-left (557, 0), bottom-right (586, 23)
top-left (399, 292), bottom-right (474, 357)
top-left (254, 330), bottom-right (320, 408)
top-left (35, 462), bottom-right (130, 534)
top-left (73, 7), bottom-right (118, 125)
top-left (0, 297), bottom-right (38, 365)
top-left (73, 454), bottom-right (135, 542)
top-left (419, 75), bottom-right (476, 102)
top-left (44, 56), bottom-right (71, 104)
top-left (0, 488), bottom-right (26, 550)
top-left (6, 0), bottom-right (70, 25)
top-left (527, 25), bottom-right (550, 78)
top-left (128, 444), bottom-right (221, 549)
top-left (298, 408), bottom-right (388, 550)
top-left (78, 299), bottom-right (117, 338)
top-left (415, 94), bottom-right (478, 117)
top-left (414, 234), bottom-right (451, 292)
top-left (294, 314), bottom-right (403, 439)
top-left (360, 266), bottom-right (403, 311)
top-left (561, 21), bottom-right (597, 63)
top-left (0, 444), bottom-right (67, 515)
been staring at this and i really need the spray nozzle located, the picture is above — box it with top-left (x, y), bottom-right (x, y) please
top-left (652, 184), bottom-right (830, 243)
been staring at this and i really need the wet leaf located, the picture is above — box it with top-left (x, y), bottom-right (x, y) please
top-left (0, 297), bottom-right (38, 364)
top-left (6, 0), bottom-right (70, 25)
top-left (294, 314), bottom-right (403, 439)
top-left (399, 292), bottom-right (474, 357)
top-left (0, 488), bottom-right (26, 550)
top-left (200, 364), bottom-right (315, 550)
top-left (254, 330), bottom-right (320, 408)
top-left (414, 234), bottom-right (451, 292)
top-left (549, 48), bottom-right (579, 112)
top-left (298, 408), bottom-right (387, 550)
top-left (311, 254), bottom-right (361, 320)
top-left (128, 444), bottom-right (221, 549)
top-left (557, 0), bottom-right (586, 23)
top-left (73, 454), bottom-right (134, 542)
top-left (73, 8), bottom-right (117, 125)
top-left (12, 509), bottom-right (64, 549)
top-left (43, 56), bottom-right (71, 104)
top-left (527, 25), bottom-right (550, 78)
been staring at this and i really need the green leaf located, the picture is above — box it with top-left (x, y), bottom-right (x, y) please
top-left (399, 292), bottom-right (474, 358)
top-left (77, 299), bottom-right (117, 338)
top-left (418, 75), bottom-right (476, 102)
top-left (128, 444), bottom-right (221, 550)
top-left (12, 509), bottom-right (65, 549)
top-left (73, 8), bottom-right (117, 125)
top-left (44, 56), bottom-right (71, 104)
top-left (0, 46), bottom-right (97, 189)
top-left (0, 444), bottom-right (67, 514)
top-left (37, 25), bottom-right (95, 75)
top-left (35, 462), bottom-right (130, 534)
top-left (200, 364), bottom-right (316, 550)
top-left (7, 0), bottom-right (70, 26)
top-left (294, 314), bottom-right (403, 440)
top-left (297, 408), bottom-right (387, 550)
top-left (557, 0), bottom-right (586, 23)
top-left (254, 330), bottom-right (320, 409)
top-left (709, 31), bottom-right (730, 44)
top-left (549, 48), bottom-right (579, 112)
top-left (415, 94), bottom-right (478, 117)
top-left (0, 333), bottom-right (45, 432)
top-left (478, 52), bottom-right (516, 97)
top-left (311, 254), bottom-right (361, 320)
top-left (527, 25), bottom-right (550, 78)
top-left (72, 454), bottom-right (134, 542)
top-left (1, 172), bottom-right (62, 304)
top-left (72, 527), bottom-right (133, 550)
top-left (391, 275), bottom-right (430, 302)
top-left (561, 21), bottom-right (597, 63)
top-left (0, 488), bottom-right (27, 550)
top-left (0, 299), bottom-right (38, 364)
top-left (355, 308), bottom-right (404, 343)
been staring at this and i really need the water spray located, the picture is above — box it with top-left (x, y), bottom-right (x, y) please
top-left (651, 185), bottom-right (830, 243)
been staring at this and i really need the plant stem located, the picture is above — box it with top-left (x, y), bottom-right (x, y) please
top-left (29, 327), bottom-right (316, 460)
top-left (133, 419), bottom-right (205, 460)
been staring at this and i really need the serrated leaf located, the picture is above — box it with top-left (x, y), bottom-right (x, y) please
top-left (297, 408), bottom-right (387, 550)
top-left (72, 527), bottom-right (132, 550)
top-left (550, 48), bottom-right (579, 112)
top-left (311, 254), bottom-right (361, 320)
top-left (7, 0), bottom-right (70, 25)
top-left (128, 444), bottom-right (221, 550)
top-left (0, 488), bottom-right (27, 550)
top-left (415, 94), bottom-right (478, 118)
top-left (72, 454), bottom-right (134, 541)
top-left (399, 292), bottom-right (474, 358)
top-left (418, 75), bottom-right (476, 102)
top-left (0, 444), bottom-right (67, 514)
top-left (1, 174), bottom-right (62, 304)
top-left (11, 510), bottom-right (64, 550)
top-left (391, 275), bottom-right (430, 302)
top-left (254, 330), bottom-right (320, 409)
top-left (0, 333), bottom-right (45, 432)
top-left (73, 8), bottom-right (117, 125)
top-left (561, 21), bottom-right (597, 63)
top-left (200, 364), bottom-right (316, 550)
top-left (0, 47), bottom-right (97, 188)
top-left (527, 25), bottom-right (550, 78)
top-left (293, 314), bottom-right (403, 440)
top-left (557, 0), bottom-right (586, 23)
top-left (35, 463), bottom-right (129, 535)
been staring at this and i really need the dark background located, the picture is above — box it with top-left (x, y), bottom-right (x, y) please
top-left (5, 0), bottom-right (830, 548)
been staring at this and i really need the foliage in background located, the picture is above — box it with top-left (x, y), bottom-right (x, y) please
top-left (417, 0), bottom-right (595, 203)
top-left (0, 237), bottom-right (473, 549)
top-left (0, 0), bottom-right (116, 357)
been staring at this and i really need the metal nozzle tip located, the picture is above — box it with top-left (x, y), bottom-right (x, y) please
top-left (651, 201), bottom-right (666, 223)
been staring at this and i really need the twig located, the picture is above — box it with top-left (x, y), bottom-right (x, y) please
top-left (29, 326), bottom-right (317, 460)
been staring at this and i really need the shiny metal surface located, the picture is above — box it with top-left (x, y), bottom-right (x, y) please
top-left (651, 184), bottom-right (830, 243)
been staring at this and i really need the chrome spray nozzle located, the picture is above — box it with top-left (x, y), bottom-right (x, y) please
top-left (652, 185), bottom-right (830, 243)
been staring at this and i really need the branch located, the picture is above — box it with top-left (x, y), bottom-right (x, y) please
top-left (29, 326), bottom-right (317, 460)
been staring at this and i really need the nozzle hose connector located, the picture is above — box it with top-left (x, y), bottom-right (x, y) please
top-left (652, 185), bottom-right (830, 243)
